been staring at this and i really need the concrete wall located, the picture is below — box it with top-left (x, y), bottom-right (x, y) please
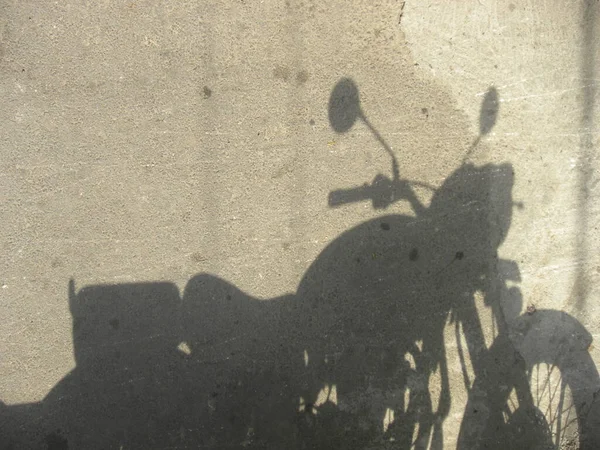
top-left (1, 0), bottom-right (598, 448)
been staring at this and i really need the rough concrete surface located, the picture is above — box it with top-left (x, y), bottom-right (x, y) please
top-left (0, 0), bottom-right (599, 448)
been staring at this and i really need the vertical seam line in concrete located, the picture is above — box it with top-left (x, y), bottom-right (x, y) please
top-left (575, 0), bottom-right (597, 312)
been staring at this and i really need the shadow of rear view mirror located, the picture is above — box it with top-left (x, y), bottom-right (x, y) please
top-left (328, 78), bottom-right (361, 133)
top-left (479, 87), bottom-right (499, 136)
top-left (463, 86), bottom-right (500, 162)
